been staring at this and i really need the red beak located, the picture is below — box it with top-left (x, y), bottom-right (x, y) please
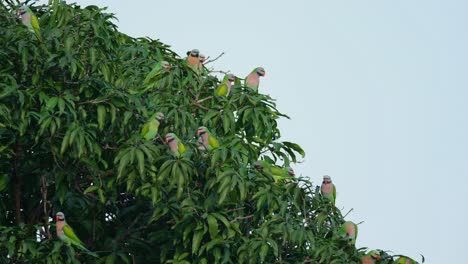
top-left (376, 256), bottom-right (381, 261)
top-left (56, 216), bottom-right (59, 221)
top-left (165, 138), bottom-right (169, 143)
top-left (262, 72), bottom-right (266, 76)
top-left (166, 65), bottom-right (171, 70)
top-left (197, 130), bottom-right (201, 135)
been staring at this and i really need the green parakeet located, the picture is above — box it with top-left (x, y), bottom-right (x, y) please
top-left (214, 74), bottom-right (236, 97)
top-left (197, 126), bottom-right (219, 151)
top-left (339, 221), bottom-right (358, 245)
top-left (254, 160), bottom-right (295, 183)
top-left (186, 49), bottom-right (200, 73)
top-left (394, 256), bottom-right (418, 264)
top-left (321, 175), bottom-right (336, 205)
top-left (18, 5), bottom-right (42, 42)
top-left (55, 212), bottom-right (97, 257)
top-left (141, 112), bottom-right (164, 141)
top-left (361, 250), bottom-right (381, 264)
top-left (143, 61), bottom-right (171, 85)
top-left (165, 133), bottom-right (186, 156)
top-left (244, 67), bottom-right (265, 91)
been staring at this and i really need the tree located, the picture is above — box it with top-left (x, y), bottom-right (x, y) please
top-left (0, 1), bottom-right (421, 263)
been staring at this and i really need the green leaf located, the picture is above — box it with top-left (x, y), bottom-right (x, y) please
top-left (97, 105), bottom-right (106, 131)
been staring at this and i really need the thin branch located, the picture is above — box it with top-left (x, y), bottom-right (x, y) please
top-left (12, 140), bottom-right (22, 224)
top-left (230, 214), bottom-right (254, 223)
top-left (191, 102), bottom-right (209, 111)
top-left (204, 52), bottom-right (225, 65)
top-left (196, 96), bottom-right (212, 104)
top-left (41, 175), bottom-right (52, 239)
top-left (226, 207), bottom-right (245, 213)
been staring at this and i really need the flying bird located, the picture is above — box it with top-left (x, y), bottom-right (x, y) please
top-left (244, 67), bottom-right (265, 91)
top-left (141, 112), bottom-right (164, 141)
top-left (165, 133), bottom-right (186, 156)
top-left (18, 5), bottom-right (42, 41)
top-left (55, 212), bottom-right (97, 257)
top-left (214, 74), bottom-right (236, 97)
top-left (197, 126), bottom-right (219, 151)
top-left (339, 221), bottom-right (358, 245)
top-left (321, 175), bottom-right (336, 205)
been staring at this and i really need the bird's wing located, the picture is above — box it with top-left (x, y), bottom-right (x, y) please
top-left (208, 135), bottom-right (219, 148)
top-left (63, 224), bottom-right (85, 245)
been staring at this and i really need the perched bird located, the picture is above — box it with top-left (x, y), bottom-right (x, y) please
top-left (339, 221), bottom-right (358, 245)
top-left (214, 74), bottom-right (236, 97)
top-left (143, 61), bottom-right (171, 85)
top-left (197, 126), bottom-right (219, 151)
top-left (244, 67), bottom-right (265, 91)
top-left (394, 256), bottom-right (418, 264)
top-left (255, 160), bottom-right (295, 183)
top-left (165, 133), bottom-right (186, 156)
top-left (321, 175), bottom-right (336, 205)
top-left (55, 212), bottom-right (97, 257)
top-left (198, 54), bottom-right (206, 73)
top-left (18, 5), bottom-right (42, 41)
top-left (186, 49), bottom-right (200, 72)
top-left (361, 250), bottom-right (381, 264)
top-left (141, 112), bottom-right (164, 141)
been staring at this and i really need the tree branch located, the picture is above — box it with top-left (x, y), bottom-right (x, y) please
top-left (230, 214), bottom-right (254, 223)
top-left (204, 52), bottom-right (225, 65)
top-left (41, 175), bottom-right (52, 239)
top-left (12, 140), bottom-right (22, 224)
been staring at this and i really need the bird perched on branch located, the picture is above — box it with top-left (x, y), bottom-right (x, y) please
top-left (244, 67), bottom-right (265, 91)
top-left (321, 175), bottom-right (336, 205)
top-left (339, 221), bottom-right (358, 245)
top-left (165, 133), bottom-right (186, 156)
top-left (141, 112), bottom-right (164, 141)
top-left (56, 212), bottom-right (97, 257)
top-left (214, 74), bottom-right (236, 97)
top-left (254, 160), bottom-right (295, 183)
top-left (186, 49), bottom-right (200, 73)
top-left (18, 5), bottom-right (42, 42)
top-left (197, 126), bottom-right (219, 151)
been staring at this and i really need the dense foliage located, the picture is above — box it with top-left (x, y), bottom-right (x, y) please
top-left (0, 1), bottom-right (421, 263)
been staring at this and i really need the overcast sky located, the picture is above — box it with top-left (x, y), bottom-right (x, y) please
top-left (41, 0), bottom-right (468, 262)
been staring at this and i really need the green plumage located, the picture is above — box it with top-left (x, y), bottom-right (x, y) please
top-left (339, 221), bottom-right (358, 245)
top-left (19, 6), bottom-right (42, 42)
top-left (255, 160), bottom-right (294, 183)
top-left (141, 112), bottom-right (164, 141)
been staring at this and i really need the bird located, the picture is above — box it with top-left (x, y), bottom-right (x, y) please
top-left (141, 112), bottom-right (164, 141)
top-left (214, 74), bottom-right (236, 97)
top-left (244, 67), bottom-right (265, 91)
top-left (143, 61), bottom-right (171, 85)
top-left (339, 221), bottom-right (358, 245)
top-left (361, 250), bottom-right (381, 264)
top-left (55, 212), bottom-right (97, 257)
top-left (254, 160), bottom-right (295, 183)
top-left (165, 133), bottom-right (186, 156)
top-left (321, 175), bottom-right (336, 205)
top-left (394, 256), bottom-right (418, 264)
top-left (18, 5), bottom-right (42, 42)
top-left (198, 54), bottom-right (206, 73)
top-left (186, 49), bottom-right (200, 73)
top-left (197, 126), bottom-right (219, 151)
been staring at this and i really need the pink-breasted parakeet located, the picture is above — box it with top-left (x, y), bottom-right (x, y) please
top-left (18, 5), bottom-right (42, 42)
top-left (198, 54), bottom-right (206, 73)
top-left (254, 160), bottom-right (295, 183)
top-left (361, 250), bottom-right (381, 264)
top-left (339, 221), bottom-right (358, 245)
top-left (197, 126), bottom-right (219, 151)
top-left (186, 49), bottom-right (200, 73)
top-left (214, 74), bottom-right (236, 97)
top-left (321, 175), bottom-right (336, 205)
top-left (244, 67), bottom-right (265, 91)
top-left (394, 256), bottom-right (418, 264)
top-left (165, 133), bottom-right (186, 156)
top-left (55, 212), bottom-right (97, 257)
top-left (141, 112), bottom-right (164, 141)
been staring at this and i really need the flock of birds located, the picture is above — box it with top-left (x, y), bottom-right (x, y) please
top-left (16, 5), bottom-right (419, 264)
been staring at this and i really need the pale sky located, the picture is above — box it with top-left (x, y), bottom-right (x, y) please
top-left (41, 1), bottom-right (468, 262)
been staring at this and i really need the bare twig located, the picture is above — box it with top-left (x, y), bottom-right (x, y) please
top-left (41, 175), bottom-right (52, 239)
top-left (230, 214), bottom-right (254, 223)
top-left (204, 52), bottom-right (225, 65)
top-left (226, 207), bottom-right (246, 213)
top-left (210, 70), bottom-right (231, 75)
top-left (196, 96), bottom-right (212, 104)
top-left (191, 102), bottom-right (209, 111)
